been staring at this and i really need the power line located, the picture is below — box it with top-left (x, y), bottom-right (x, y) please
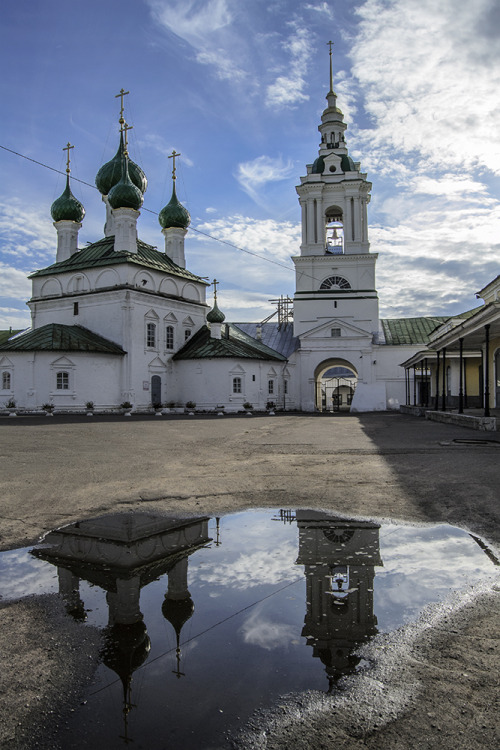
top-left (88, 576), bottom-right (303, 697)
top-left (0, 143), bottom-right (296, 275)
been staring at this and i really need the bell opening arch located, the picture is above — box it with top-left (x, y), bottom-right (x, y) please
top-left (325, 205), bottom-right (344, 255)
top-left (314, 358), bottom-right (358, 412)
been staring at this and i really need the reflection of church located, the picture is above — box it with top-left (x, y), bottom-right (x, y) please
top-left (32, 513), bottom-right (211, 737)
top-left (296, 511), bottom-right (382, 689)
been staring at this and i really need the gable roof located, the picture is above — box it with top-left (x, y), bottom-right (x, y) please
top-left (233, 323), bottom-right (299, 357)
top-left (30, 236), bottom-right (207, 284)
top-left (380, 317), bottom-right (449, 345)
top-left (0, 324), bottom-right (125, 354)
top-left (173, 324), bottom-right (287, 361)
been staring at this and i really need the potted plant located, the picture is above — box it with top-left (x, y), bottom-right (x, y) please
top-left (152, 401), bottom-right (163, 416)
top-left (41, 402), bottom-right (54, 417)
top-left (120, 401), bottom-right (133, 417)
top-left (86, 401), bottom-right (94, 416)
top-left (5, 398), bottom-right (17, 416)
top-left (185, 400), bottom-right (196, 415)
top-left (243, 402), bottom-right (253, 416)
top-left (266, 400), bottom-right (276, 416)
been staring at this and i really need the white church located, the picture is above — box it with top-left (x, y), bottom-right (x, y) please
top-left (2, 64), bottom-right (494, 415)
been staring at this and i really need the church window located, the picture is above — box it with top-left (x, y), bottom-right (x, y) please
top-left (146, 323), bottom-right (156, 348)
top-left (185, 329), bottom-right (191, 341)
top-left (331, 328), bottom-right (341, 338)
top-left (165, 326), bottom-right (174, 350)
top-left (56, 371), bottom-right (69, 390)
top-left (73, 302), bottom-right (79, 316)
top-left (233, 377), bottom-right (242, 394)
top-left (284, 379), bottom-right (288, 395)
top-left (2, 371), bottom-right (11, 390)
top-left (268, 379), bottom-right (274, 395)
top-left (320, 276), bottom-right (351, 290)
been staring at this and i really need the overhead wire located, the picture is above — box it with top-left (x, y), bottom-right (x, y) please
top-left (0, 142), bottom-right (324, 285)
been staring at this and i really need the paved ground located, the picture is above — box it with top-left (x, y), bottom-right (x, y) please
top-left (0, 412), bottom-right (499, 748)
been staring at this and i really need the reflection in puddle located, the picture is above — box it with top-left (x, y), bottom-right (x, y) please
top-left (0, 510), bottom-right (497, 749)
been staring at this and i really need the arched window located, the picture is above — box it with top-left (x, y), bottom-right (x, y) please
top-left (2, 371), bottom-right (11, 390)
top-left (268, 379), bottom-right (274, 395)
top-left (165, 326), bottom-right (174, 350)
top-left (56, 371), bottom-right (69, 390)
top-left (146, 322), bottom-right (156, 348)
top-left (320, 276), bottom-right (351, 290)
top-left (233, 377), bottom-right (242, 394)
top-left (184, 329), bottom-right (191, 341)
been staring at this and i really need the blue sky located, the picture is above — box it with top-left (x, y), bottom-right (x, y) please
top-left (2, 0), bottom-right (500, 330)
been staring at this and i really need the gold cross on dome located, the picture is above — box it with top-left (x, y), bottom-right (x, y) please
top-left (212, 278), bottom-right (219, 301)
top-left (115, 88), bottom-right (129, 125)
top-left (63, 142), bottom-right (74, 174)
top-left (121, 121), bottom-right (133, 156)
top-left (168, 150), bottom-right (181, 180)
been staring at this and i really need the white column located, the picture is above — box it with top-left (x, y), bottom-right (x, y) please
top-left (162, 227), bottom-right (187, 268)
top-left (54, 220), bottom-right (81, 262)
top-left (113, 207), bottom-right (139, 254)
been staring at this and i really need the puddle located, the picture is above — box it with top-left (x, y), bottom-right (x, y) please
top-left (0, 509), bottom-right (498, 749)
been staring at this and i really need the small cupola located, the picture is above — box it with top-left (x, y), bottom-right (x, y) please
top-left (51, 143), bottom-right (85, 262)
top-left (159, 150), bottom-right (190, 268)
top-left (207, 279), bottom-right (225, 339)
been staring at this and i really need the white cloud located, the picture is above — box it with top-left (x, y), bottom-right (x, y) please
top-left (146, 0), bottom-right (248, 83)
top-left (304, 2), bottom-right (334, 19)
top-left (351, 0), bottom-right (500, 175)
top-left (0, 198), bottom-right (56, 261)
top-left (140, 134), bottom-right (194, 167)
top-left (235, 155), bottom-right (295, 202)
top-left (239, 605), bottom-right (296, 650)
top-left (265, 25), bottom-right (312, 108)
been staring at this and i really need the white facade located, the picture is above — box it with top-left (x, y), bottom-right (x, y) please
top-left (1, 77), bottom-right (434, 414)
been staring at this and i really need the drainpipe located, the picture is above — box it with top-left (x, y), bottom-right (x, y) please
top-left (484, 324), bottom-right (490, 418)
top-left (413, 365), bottom-right (416, 406)
top-left (458, 338), bottom-right (464, 414)
top-left (441, 347), bottom-right (446, 411)
top-left (435, 351), bottom-right (440, 411)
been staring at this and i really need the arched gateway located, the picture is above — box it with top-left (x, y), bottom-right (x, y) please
top-left (315, 359), bottom-right (358, 412)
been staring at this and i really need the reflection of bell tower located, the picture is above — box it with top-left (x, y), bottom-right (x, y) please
top-left (296, 510), bottom-right (382, 690)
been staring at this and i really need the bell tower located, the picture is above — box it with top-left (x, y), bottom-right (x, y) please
top-left (292, 44), bottom-right (379, 340)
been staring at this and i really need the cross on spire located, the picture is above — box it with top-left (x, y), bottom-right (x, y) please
top-left (115, 88), bottom-right (129, 126)
top-left (168, 150), bottom-right (181, 180)
top-left (327, 40), bottom-right (334, 93)
top-left (212, 278), bottom-right (219, 302)
top-left (63, 142), bottom-right (74, 174)
top-left (121, 121), bottom-right (133, 157)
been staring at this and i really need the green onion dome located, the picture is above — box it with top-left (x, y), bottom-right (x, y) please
top-left (50, 175), bottom-right (85, 223)
top-left (158, 183), bottom-right (191, 229)
top-left (206, 300), bottom-right (225, 324)
top-left (108, 156), bottom-right (144, 211)
top-left (95, 133), bottom-right (147, 196)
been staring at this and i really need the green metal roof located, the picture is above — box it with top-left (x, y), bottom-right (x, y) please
top-left (0, 324), bottom-right (125, 354)
top-left (30, 236), bottom-right (207, 284)
top-left (381, 317), bottom-right (449, 345)
top-left (0, 330), bottom-right (23, 346)
top-left (173, 324), bottom-right (287, 361)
